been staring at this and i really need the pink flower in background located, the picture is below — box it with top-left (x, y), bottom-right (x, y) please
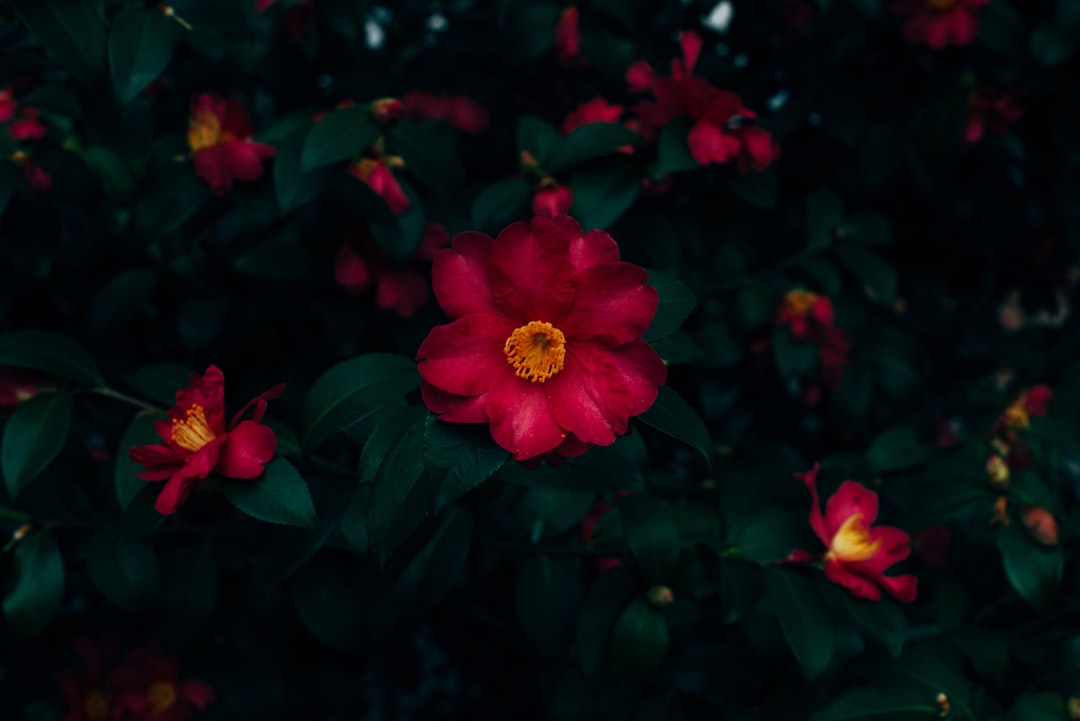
top-left (892, 0), bottom-right (990, 48)
top-left (348, 157), bottom-right (411, 215)
top-left (187, 93), bottom-right (276, 195)
top-left (774, 290), bottom-right (850, 388)
top-left (561, 97), bottom-right (625, 135)
top-left (532, 182), bottom-right (574, 217)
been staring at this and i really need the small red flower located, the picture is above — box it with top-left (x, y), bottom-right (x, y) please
top-left (0, 87), bottom-right (15, 122)
top-left (774, 290), bottom-right (850, 388)
top-left (187, 93), bottom-right (276, 195)
top-left (1020, 505), bottom-right (1059, 547)
top-left (995, 384), bottom-right (1052, 433)
top-left (626, 32), bottom-right (779, 172)
top-left (555, 6), bottom-right (583, 67)
top-left (371, 97), bottom-right (404, 125)
top-left (416, 216), bottom-right (667, 461)
top-left (561, 97), bottom-right (625, 135)
top-left (8, 106), bottom-right (46, 140)
top-left (532, 182), bottom-right (574, 218)
top-left (129, 366), bottom-right (284, 515)
top-left (964, 89), bottom-right (1023, 145)
top-left (892, 0), bottom-right (990, 48)
top-left (110, 644), bottom-right (215, 721)
top-left (797, 463), bottom-right (918, 602)
top-left (401, 91), bottom-right (490, 135)
top-left (348, 157), bottom-right (410, 214)
top-left (336, 221), bottom-right (449, 318)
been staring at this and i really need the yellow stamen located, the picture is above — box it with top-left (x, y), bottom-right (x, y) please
top-left (187, 110), bottom-right (222, 152)
top-left (171, 403), bottom-right (216, 452)
top-left (826, 513), bottom-right (881, 563)
top-left (351, 158), bottom-right (378, 181)
top-left (991, 495), bottom-right (1009, 526)
top-left (925, 0), bottom-right (956, 9)
top-left (504, 321), bottom-right (567, 383)
top-left (1002, 400), bottom-right (1030, 430)
top-left (84, 690), bottom-right (109, 721)
top-left (782, 289), bottom-right (818, 318)
top-left (986, 454), bottom-right (1010, 488)
top-left (146, 681), bottom-right (178, 713)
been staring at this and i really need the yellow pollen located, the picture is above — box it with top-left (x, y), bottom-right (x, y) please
top-left (826, 513), bottom-right (881, 563)
top-left (986, 454), bottom-right (1010, 487)
top-left (83, 690), bottom-right (109, 721)
top-left (352, 158), bottom-right (378, 181)
top-left (1003, 401), bottom-right (1030, 430)
top-left (504, 321), bottom-right (567, 383)
top-left (782, 289), bottom-right (818, 318)
top-left (187, 110), bottom-right (222, 152)
top-left (146, 681), bottom-right (178, 713)
top-left (925, 0), bottom-right (956, 9)
top-left (171, 403), bottom-right (216, 452)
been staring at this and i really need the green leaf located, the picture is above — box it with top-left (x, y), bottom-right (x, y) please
top-left (809, 687), bottom-right (936, 721)
top-left (807, 189), bottom-right (843, 247)
top-left (0, 330), bottom-right (103, 386)
top-left (606, 598), bottom-right (670, 679)
top-left (274, 139), bottom-right (329, 213)
top-left (301, 354), bottom-right (420, 450)
top-left (650, 330), bottom-right (705, 365)
top-left (133, 164), bottom-right (206, 236)
top-left (547, 123), bottom-right (642, 173)
top-left (726, 168), bottom-right (778, 209)
top-left (569, 160), bottom-right (642, 230)
top-left (829, 586), bottom-right (906, 659)
top-left (619, 496), bottom-right (680, 584)
top-left (764, 566), bottom-right (835, 679)
top-left (638, 386), bottom-right (711, 464)
top-left (2, 391), bottom-right (73, 499)
top-left (423, 414), bottom-right (508, 510)
top-left (501, 4), bottom-right (562, 65)
top-left (772, 325), bottom-right (818, 378)
top-left (472, 178), bottom-right (531, 233)
top-left (108, 6), bottom-right (174, 103)
top-left (875, 652), bottom-right (973, 719)
top-left (997, 521), bottom-right (1063, 611)
top-left (576, 567), bottom-right (638, 675)
top-left (836, 245), bottom-right (898, 303)
top-left (1030, 23), bottom-right (1073, 65)
top-left (114, 412), bottom-right (163, 510)
top-left (517, 115), bottom-right (561, 167)
top-left (82, 146), bottom-right (134, 198)
top-left (222, 457), bottom-right (317, 529)
top-left (364, 405), bottom-right (430, 561)
top-left (868, 426), bottom-right (926, 473)
top-left (515, 554), bottom-right (585, 660)
top-left (88, 269), bottom-right (156, 336)
top-left (656, 118), bottom-right (699, 174)
top-left (301, 106), bottom-right (379, 170)
top-left (645, 270), bottom-right (696, 341)
top-left (122, 362), bottom-right (190, 408)
top-left (12, 0), bottom-right (107, 86)
top-left (388, 119), bottom-right (465, 194)
top-left (87, 530), bottom-right (158, 611)
top-left (840, 212), bottom-right (893, 246)
top-left (3, 529), bottom-right (64, 636)
top-left (291, 557), bottom-right (366, 652)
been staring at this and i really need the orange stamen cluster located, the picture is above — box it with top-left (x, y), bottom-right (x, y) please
top-left (187, 109), bottom-right (223, 152)
top-left (171, 403), bottom-right (216, 452)
top-left (827, 513), bottom-right (881, 563)
top-left (504, 321), bottom-right (567, 383)
top-left (781, 289), bottom-right (818, 318)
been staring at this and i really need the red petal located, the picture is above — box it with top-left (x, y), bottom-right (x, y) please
top-left (857, 525), bottom-right (912, 575)
top-left (176, 366), bottom-right (227, 434)
top-left (431, 231), bottom-right (498, 318)
top-left (824, 480), bottom-right (879, 535)
top-left (626, 61), bottom-right (657, 93)
top-left (421, 381), bottom-right (489, 423)
top-left (547, 347), bottom-right (634, 446)
top-left (679, 32), bottom-right (703, 74)
top-left (599, 339), bottom-right (668, 417)
top-left (416, 314), bottom-right (517, 396)
top-left (488, 218), bottom-right (577, 323)
top-left (1023, 385), bottom-right (1053, 416)
top-left (154, 474), bottom-right (195, 515)
top-left (180, 679), bottom-right (217, 709)
top-left (687, 120), bottom-right (740, 165)
top-left (485, 371), bottom-right (568, 460)
top-left (229, 382), bottom-right (285, 427)
top-left (335, 242), bottom-right (373, 293)
top-left (562, 262), bottom-right (657, 346)
top-left (215, 421), bottom-right (276, 478)
top-left (796, 463), bottom-right (830, 545)
top-left (824, 559), bottom-right (882, 600)
top-left (375, 267), bottom-right (428, 318)
top-left (416, 223), bottom-right (450, 261)
top-left (878, 573), bottom-right (918, 603)
top-left (568, 229), bottom-right (621, 273)
top-left (130, 443), bottom-right (185, 480)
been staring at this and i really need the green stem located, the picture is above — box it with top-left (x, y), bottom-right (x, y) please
top-left (85, 387), bottom-right (165, 414)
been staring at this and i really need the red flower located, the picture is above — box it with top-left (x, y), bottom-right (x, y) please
top-left (416, 216), bottom-right (667, 461)
top-left (129, 366), bottom-right (284, 515)
top-left (336, 221), bottom-right (449, 318)
top-left (774, 290), bottom-right (850, 388)
top-left (555, 6), bottom-right (583, 67)
top-left (797, 464), bottom-right (918, 602)
top-left (892, 0), bottom-right (990, 48)
top-left (371, 97), bottom-right (404, 125)
top-left (110, 644), bottom-right (215, 721)
top-left (0, 364), bottom-right (45, 416)
top-left (0, 87), bottom-right (15, 122)
top-left (401, 91), bottom-right (490, 135)
top-left (1021, 505), bottom-right (1059, 547)
top-left (561, 97), bottom-right (625, 135)
top-left (9, 107), bottom-right (46, 140)
top-left (995, 384), bottom-right (1052, 432)
top-left (532, 182), bottom-right (574, 217)
top-left (348, 157), bottom-right (410, 214)
top-left (187, 93), bottom-right (276, 195)
top-left (626, 32), bottom-right (779, 172)
top-left (964, 89), bottom-right (1023, 145)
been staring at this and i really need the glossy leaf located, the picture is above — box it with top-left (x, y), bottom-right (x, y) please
top-left (764, 566), bottom-right (835, 680)
top-left (301, 106), bottom-right (379, 170)
top-left (645, 270), bottom-right (697, 342)
top-left (222, 457), bottom-right (317, 529)
top-left (638, 386), bottom-right (711, 464)
top-left (2, 391), bottom-right (73, 499)
top-left (3, 530), bottom-right (64, 637)
top-left (0, 330), bottom-right (103, 386)
top-left (515, 554), bottom-right (584, 659)
top-left (109, 6), bottom-right (175, 103)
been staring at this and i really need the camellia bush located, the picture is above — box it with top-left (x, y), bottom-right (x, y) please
top-left (2, 0), bottom-right (1080, 719)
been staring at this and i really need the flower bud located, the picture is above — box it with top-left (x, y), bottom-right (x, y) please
top-left (986, 454), bottom-right (1010, 488)
top-left (645, 585), bottom-right (675, 607)
top-left (532, 182), bottom-right (573, 218)
top-left (370, 97), bottom-right (403, 125)
top-left (990, 496), bottom-right (1009, 526)
top-left (1020, 505), bottom-right (1058, 546)
top-left (936, 692), bottom-right (950, 718)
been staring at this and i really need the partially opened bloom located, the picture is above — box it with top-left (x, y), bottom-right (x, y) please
top-left (555, 6), bottom-right (583, 67)
top-left (892, 0), bottom-right (990, 48)
top-left (775, 290), bottom-right (850, 388)
top-left (348, 157), bottom-right (410, 214)
top-left (532, 181), bottom-right (574, 217)
top-left (797, 464), bottom-right (918, 602)
top-left (110, 644), bottom-right (215, 721)
top-left (417, 216), bottom-right (667, 461)
top-left (964, 89), bottom-right (1022, 145)
top-left (187, 93), bottom-right (276, 195)
top-left (129, 366), bottom-right (284, 515)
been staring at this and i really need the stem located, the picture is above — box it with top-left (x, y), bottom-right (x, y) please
top-left (85, 387), bottom-right (165, 414)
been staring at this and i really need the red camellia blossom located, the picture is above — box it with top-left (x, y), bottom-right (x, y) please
top-left (129, 366), bottom-right (284, 515)
top-left (774, 289), bottom-right (850, 388)
top-left (994, 384), bottom-right (1052, 434)
top-left (797, 463), bottom-right (918, 602)
top-left (186, 93), bottom-right (276, 195)
top-left (0, 87), bottom-right (15, 122)
top-left (9, 106), bottom-right (46, 140)
top-left (555, 6), bottom-right (583, 67)
top-left (401, 91), bottom-right (490, 135)
top-left (561, 97), bottom-right (625, 135)
top-left (336, 221), bottom-right (450, 318)
top-left (626, 32), bottom-right (780, 172)
top-left (532, 181), bottom-right (574, 218)
top-left (892, 0), bottom-right (990, 48)
top-left (348, 157), bottom-right (410, 215)
top-left (110, 644), bottom-right (215, 721)
top-left (964, 89), bottom-right (1023, 145)
top-left (416, 216), bottom-right (667, 461)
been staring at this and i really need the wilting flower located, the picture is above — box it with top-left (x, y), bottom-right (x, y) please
top-left (336, 221), bottom-right (449, 318)
top-left (110, 644), bottom-right (214, 721)
top-left (186, 93), bottom-right (276, 195)
top-left (554, 6), bottom-right (583, 67)
top-left (532, 181), bottom-right (574, 217)
top-left (964, 89), bottom-right (1022, 145)
top-left (401, 91), bottom-right (490, 135)
top-left (892, 0), bottom-right (990, 48)
top-left (774, 290), bottom-right (850, 388)
top-left (129, 366), bottom-right (284, 515)
top-left (348, 157), bottom-right (410, 215)
top-left (417, 216), bottom-right (667, 461)
top-left (626, 32), bottom-right (780, 172)
top-left (797, 464), bottom-right (918, 602)
top-left (1021, 505), bottom-right (1059, 546)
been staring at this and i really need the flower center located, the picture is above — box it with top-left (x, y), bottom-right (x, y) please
top-left (504, 321), bottom-right (567, 383)
top-left (187, 109), bottom-right (222, 152)
top-left (1003, 401), bottom-right (1030, 430)
top-left (827, 513), bottom-right (881, 563)
top-left (171, 403), bottom-right (217, 452)
top-left (782, 289), bottom-right (818, 317)
top-left (924, 0), bottom-right (956, 10)
top-left (146, 681), bottom-right (178, 713)
top-left (350, 158), bottom-right (378, 181)
top-left (83, 690), bottom-right (109, 721)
